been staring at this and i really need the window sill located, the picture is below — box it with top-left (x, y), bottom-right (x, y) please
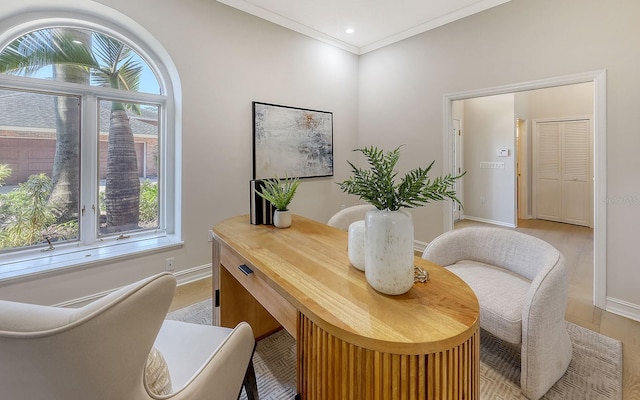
top-left (0, 234), bottom-right (183, 283)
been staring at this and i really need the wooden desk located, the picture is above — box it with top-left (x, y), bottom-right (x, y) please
top-left (212, 215), bottom-right (479, 400)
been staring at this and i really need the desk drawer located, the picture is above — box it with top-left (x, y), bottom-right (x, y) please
top-left (220, 246), bottom-right (297, 339)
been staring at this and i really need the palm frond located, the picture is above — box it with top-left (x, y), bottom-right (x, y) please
top-left (337, 146), bottom-right (464, 211)
top-left (0, 28), bottom-right (97, 75)
top-left (116, 58), bottom-right (142, 91)
top-left (92, 32), bottom-right (124, 73)
top-left (90, 69), bottom-right (112, 87)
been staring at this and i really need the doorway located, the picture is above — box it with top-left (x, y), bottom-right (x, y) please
top-left (443, 70), bottom-right (607, 308)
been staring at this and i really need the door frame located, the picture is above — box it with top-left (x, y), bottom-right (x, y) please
top-left (452, 118), bottom-right (463, 221)
top-left (443, 70), bottom-right (607, 308)
top-left (516, 117), bottom-right (528, 220)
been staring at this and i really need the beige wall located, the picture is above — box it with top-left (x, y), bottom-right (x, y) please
top-left (525, 83), bottom-right (594, 121)
top-left (0, 0), bottom-right (359, 305)
top-left (461, 94), bottom-right (516, 226)
top-left (359, 0), bottom-right (640, 312)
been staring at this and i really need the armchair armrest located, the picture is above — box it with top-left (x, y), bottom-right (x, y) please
top-left (152, 321), bottom-right (255, 400)
top-left (520, 253), bottom-right (572, 400)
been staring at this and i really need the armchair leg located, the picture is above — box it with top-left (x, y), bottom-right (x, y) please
top-left (242, 358), bottom-right (259, 400)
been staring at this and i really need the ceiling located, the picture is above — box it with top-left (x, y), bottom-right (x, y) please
top-left (216, 0), bottom-right (511, 55)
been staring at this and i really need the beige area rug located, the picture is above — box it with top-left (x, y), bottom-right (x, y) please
top-left (168, 300), bottom-right (622, 400)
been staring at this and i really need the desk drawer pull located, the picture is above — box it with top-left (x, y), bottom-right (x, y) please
top-left (239, 264), bottom-right (254, 275)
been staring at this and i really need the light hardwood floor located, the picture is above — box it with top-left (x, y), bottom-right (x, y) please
top-left (173, 218), bottom-right (640, 399)
top-left (169, 276), bottom-right (212, 312)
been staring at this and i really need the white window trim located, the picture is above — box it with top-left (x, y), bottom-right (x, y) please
top-left (0, 235), bottom-right (183, 282)
top-left (0, 6), bottom-right (183, 283)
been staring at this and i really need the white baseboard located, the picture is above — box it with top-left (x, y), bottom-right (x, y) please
top-left (174, 263), bottom-right (212, 285)
top-left (54, 263), bottom-right (212, 308)
top-left (414, 240), bottom-right (428, 254)
top-left (460, 216), bottom-right (516, 228)
top-left (54, 288), bottom-right (115, 308)
top-left (606, 297), bottom-right (640, 322)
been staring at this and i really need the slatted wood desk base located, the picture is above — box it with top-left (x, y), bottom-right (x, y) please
top-left (297, 314), bottom-right (480, 400)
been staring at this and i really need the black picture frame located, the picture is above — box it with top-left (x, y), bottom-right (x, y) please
top-left (252, 102), bottom-right (333, 179)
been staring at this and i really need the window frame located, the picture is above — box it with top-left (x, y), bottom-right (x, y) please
top-left (0, 20), bottom-right (182, 282)
top-left (95, 96), bottom-right (164, 238)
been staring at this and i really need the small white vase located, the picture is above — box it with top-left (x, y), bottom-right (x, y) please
top-left (347, 220), bottom-right (366, 271)
top-left (273, 210), bottom-right (292, 228)
top-left (364, 209), bottom-right (414, 295)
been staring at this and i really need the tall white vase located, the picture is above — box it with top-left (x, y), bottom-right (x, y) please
top-left (364, 209), bottom-right (414, 295)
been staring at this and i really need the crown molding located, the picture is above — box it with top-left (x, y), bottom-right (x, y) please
top-left (217, 0), bottom-right (511, 55)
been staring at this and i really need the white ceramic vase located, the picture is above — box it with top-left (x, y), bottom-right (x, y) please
top-left (347, 220), bottom-right (366, 271)
top-left (364, 209), bottom-right (414, 295)
top-left (273, 210), bottom-right (292, 228)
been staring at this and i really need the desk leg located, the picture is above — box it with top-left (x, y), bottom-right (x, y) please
top-left (211, 238), bottom-right (221, 327)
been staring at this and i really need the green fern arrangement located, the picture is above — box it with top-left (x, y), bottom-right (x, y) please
top-left (256, 175), bottom-right (300, 211)
top-left (337, 146), bottom-right (464, 211)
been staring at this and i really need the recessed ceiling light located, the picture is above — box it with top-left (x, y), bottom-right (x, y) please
top-left (345, 28), bottom-right (355, 34)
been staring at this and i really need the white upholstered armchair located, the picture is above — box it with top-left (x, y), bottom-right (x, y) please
top-left (422, 227), bottom-right (572, 400)
top-left (327, 204), bottom-right (375, 231)
top-left (0, 272), bottom-right (256, 400)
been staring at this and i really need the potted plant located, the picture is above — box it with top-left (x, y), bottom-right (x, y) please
top-left (338, 145), bottom-right (463, 295)
top-left (256, 175), bottom-right (300, 228)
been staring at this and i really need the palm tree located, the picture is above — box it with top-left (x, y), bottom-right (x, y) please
top-left (92, 33), bottom-right (143, 231)
top-left (0, 28), bottom-right (142, 231)
top-left (49, 29), bottom-right (90, 224)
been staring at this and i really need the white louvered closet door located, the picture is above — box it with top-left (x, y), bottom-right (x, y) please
top-left (536, 122), bottom-right (562, 222)
top-left (535, 119), bottom-right (592, 227)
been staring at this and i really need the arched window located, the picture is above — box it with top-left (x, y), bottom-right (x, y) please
top-left (0, 18), bottom-right (181, 277)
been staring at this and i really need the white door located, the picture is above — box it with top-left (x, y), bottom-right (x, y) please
top-left (534, 119), bottom-right (591, 227)
top-left (561, 120), bottom-right (591, 226)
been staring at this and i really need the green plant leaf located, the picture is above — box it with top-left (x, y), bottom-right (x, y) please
top-left (255, 175), bottom-right (300, 211)
top-left (337, 146), bottom-right (465, 211)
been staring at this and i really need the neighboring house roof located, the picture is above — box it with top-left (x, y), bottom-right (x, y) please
top-left (0, 89), bottom-right (158, 136)
top-left (0, 89), bottom-right (53, 130)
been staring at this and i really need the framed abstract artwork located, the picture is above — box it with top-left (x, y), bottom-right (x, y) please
top-left (253, 102), bottom-right (333, 179)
